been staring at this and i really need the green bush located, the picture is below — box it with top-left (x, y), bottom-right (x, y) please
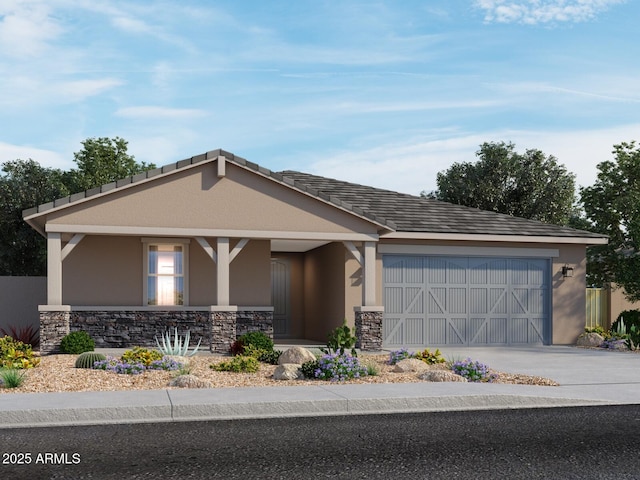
top-left (60, 331), bottom-right (95, 354)
top-left (414, 348), bottom-right (446, 365)
top-left (612, 310), bottom-right (640, 337)
top-left (0, 368), bottom-right (26, 388)
top-left (74, 352), bottom-right (107, 369)
top-left (585, 325), bottom-right (611, 339)
top-left (321, 319), bottom-right (357, 357)
top-left (211, 355), bottom-right (260, 373)
top-left (121, 346), bottom-right (163, 366)
top-left (242, 345), bottom-right (282, 365)
top-left (300, 360), bottom-right (319, 379)
top-left (0, 336), bottom-right (40, 369)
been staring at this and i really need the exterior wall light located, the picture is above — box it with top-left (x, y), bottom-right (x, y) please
top-left (562, 265), bottom-right (574, 278)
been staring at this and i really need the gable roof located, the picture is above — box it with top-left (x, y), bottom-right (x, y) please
top-left (278, 171), bottom-right (606, 240)
top-left (23, 148), bottom-right (607, 243)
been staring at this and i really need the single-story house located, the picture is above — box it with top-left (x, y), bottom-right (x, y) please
top-left (23, 150), bottom-right (608, 353)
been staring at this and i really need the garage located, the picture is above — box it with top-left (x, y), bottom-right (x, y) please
top-left (383, 255), bottom-right (551, 347)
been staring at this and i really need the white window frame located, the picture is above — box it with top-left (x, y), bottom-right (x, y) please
top-left (142, 238), bottom-right (190, 307)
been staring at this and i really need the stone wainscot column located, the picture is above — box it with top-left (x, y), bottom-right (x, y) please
top-left (354, 306), bottom-right (384, 351)
top-left (210, 306), bottom-right (237, 353)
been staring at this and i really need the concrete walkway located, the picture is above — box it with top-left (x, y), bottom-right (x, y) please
top-left (1, 346), bottom-right (639, 428)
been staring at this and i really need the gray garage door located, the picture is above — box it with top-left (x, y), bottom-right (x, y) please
top-left (383, 255), bottom-right (550, 347)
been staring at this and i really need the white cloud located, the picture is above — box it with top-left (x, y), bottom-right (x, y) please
top-left (0, 0), bottom-right (63, 57)
top-left (0, 142), bottom-right (72, 170)
top-left (475, 0), bottom-right (626, 24)
top-left (115, 106), bottom-right (208, 119)
top-left (304, 124), bottom-right (640, 195)
top-left (53, 79), bottom-right (124, 101)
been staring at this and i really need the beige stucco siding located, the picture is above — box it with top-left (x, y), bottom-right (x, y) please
top-left (46, 163), bottom-right (380, 235)
top-left (304, 243), bottom-right (348, 342)
top-left (62, 235), bottom-right (270, 307)
top-left (63, 235), bottom-right (143, 305)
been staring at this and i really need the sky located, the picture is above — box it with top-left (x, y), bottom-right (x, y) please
top-left (1, 0), bottom-right (638, 195)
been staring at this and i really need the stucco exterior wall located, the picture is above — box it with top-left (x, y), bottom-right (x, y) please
top-left (304, 243), bottom-right (347, 342)
top-left (45, 163), bottom-right (380, 235)
top-left (62, 235), bottom-right (270, 307)
top-left (63, 235), bottom-right (142, 305)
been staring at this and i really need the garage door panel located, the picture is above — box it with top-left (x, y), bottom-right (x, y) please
top-left (426, 318), bottom-right (447, 344)
top-left (383, 255), bottom-right (549, 347)
top-left (384, 287), bottom-right (403, 314)
top-left (447, 318), bottom-right (466, 344)
top-left (383, 317), bottom-right (403, 346)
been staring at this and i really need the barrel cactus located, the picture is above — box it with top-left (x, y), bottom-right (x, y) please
top-left (74, 351), bottom-right (107, 369)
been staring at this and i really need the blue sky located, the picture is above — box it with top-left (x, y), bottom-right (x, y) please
top-left (1, 0), bottom-right (638, 195)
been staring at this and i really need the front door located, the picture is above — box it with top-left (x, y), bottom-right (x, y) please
top-left (271, 259), bottom-right (291, 337)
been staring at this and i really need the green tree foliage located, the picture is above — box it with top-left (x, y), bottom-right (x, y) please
top-left (427, 142), bottom-right (576, 226)
top-left (0, 160), bottom-right (69, 275)
top-left (66, 137), bottom-right (155, 192)
top-left (0, 137), bottom-right (154, 275)
top-left (581, 141), bottom-right (640, 300)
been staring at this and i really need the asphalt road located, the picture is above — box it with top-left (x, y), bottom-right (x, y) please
top-left (1, 405), bottom-right (640, 479)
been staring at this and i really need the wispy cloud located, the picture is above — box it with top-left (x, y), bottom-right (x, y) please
top-left (0, 141), bottom-right (70, 169)
top-left (475, 0), bottom-right (626, 24)
top-left (0, 0), bottom-right (63, 58)
top-left (115, 106), bottom-right (208, 119)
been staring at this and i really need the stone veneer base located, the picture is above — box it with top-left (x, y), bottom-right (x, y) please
top-left (355, 309), bottom-right (383, 351)
top-left (39, 308), bottom-right (273, 355)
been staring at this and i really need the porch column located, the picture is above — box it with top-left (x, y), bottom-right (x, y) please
top-left (217, 237), bottom-right (230, 306)
top-left (362, 241), bottom-right (376, 306)
top-left (47, 232), bottom-right (63, 305)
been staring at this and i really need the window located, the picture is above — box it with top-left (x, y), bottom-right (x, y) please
top-left (144, 242), bottom-right (188, 306)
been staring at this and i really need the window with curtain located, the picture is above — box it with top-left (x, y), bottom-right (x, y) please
top-left (147, 244), bottom-right (185, 305)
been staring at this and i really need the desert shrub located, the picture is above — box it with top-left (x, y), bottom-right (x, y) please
top-left (585, 325), bottom-right (610, 339)
top-left (363, 358), bottom-right (380, 376)
top-left (0, 336), bottom-right (40, 369)
top-left (414, 348), bottom-right (446, 365)
top-left (300, 360), bottom-right (319, 379)
top-left (211, 355), bottom-right (260, 373)
top-left (0, 325), bottom-right (39, 348)
top-left (612, 310), bottom-right (640, 337)
top-left (387, 348), bottom-right (413, 365)
top-left (231, 331), bottom-right (274, 357)
top-left (0, 368), bottom-right (26, 388)
top-left (321, 320), bottom-right (358, 357)
top-left (451, 358), bottom-right (497, 383)
top-left (243, 345), bottom-right (282, 365)
top-left (75, 352), bottom-right (107, 369)
top-left (121, 346), bottom-right (163, 366)
top-left (313, 353), bottom-right (368, 381)
top-left (60, 331), bottom-right (95, 354)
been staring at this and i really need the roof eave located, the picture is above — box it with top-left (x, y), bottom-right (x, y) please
top-left (381, 231), bottom-right (609, 245)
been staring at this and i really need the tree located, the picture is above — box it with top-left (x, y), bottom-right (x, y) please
top-left (426, 142), bottom-right (577, 226)
top-left (66, 137), bottom-right (155, 192)
top-left (0, 137), bottom-right (155, 276)
top-left (0, 160), bottom-right (70, 275)
top-left (581, 141), bottom-right (640, 300)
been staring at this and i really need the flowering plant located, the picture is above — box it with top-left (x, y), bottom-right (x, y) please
top-left (451, 358), bottom-right (497, 383)
top-left (314, 353), bottom-right (368, 381)
top-left (93, 356), bottom-right (183, 375)
top-left (387, 348), bottom-right (413, 365)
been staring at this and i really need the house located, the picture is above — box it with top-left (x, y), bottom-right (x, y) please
top-left (23, 150), bottom-right (608, 354)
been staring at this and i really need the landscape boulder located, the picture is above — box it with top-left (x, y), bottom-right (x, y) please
top-left (576, 332), bottom-right (604, 347)
top-left (392, 358), bottom-right (429, 373)
top-left (168, 374), bottom-right (212, 389)
top-left (278, 346), bottom-right (317, 365)
top-left (273, 364), bottom-right (304, 380)
top-left (419, 370), bottom-right (468, 382)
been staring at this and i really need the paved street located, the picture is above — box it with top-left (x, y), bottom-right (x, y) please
top-left (2, 405), bottom-right (640, 479)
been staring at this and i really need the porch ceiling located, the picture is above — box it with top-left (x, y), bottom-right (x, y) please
top-left (270, 239), bottom-right (330, 252)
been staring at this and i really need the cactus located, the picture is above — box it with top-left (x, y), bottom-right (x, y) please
top-left (75, 352), bottom-right (107, 369)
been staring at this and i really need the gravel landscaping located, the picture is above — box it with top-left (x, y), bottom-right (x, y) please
top-left (0, 353), bottom-right (559, 394)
